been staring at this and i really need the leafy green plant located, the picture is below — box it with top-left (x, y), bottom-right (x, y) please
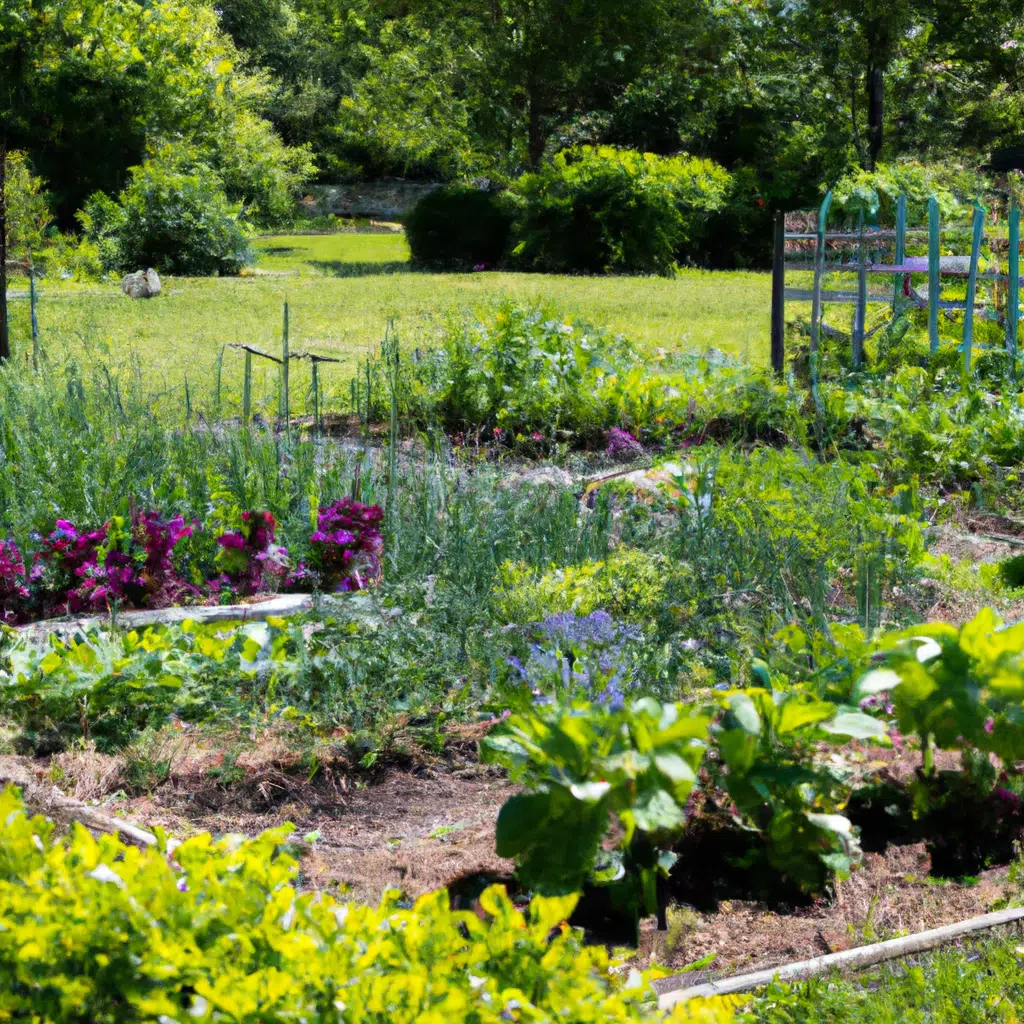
top-left (0, 786), bottom-right (742, 1024)
top-left (79, 148), bottom-right (252, 276)
top-left (405, 183), bottom-right (516, 268)
top-left (511, 146), bottom-right (731, 275)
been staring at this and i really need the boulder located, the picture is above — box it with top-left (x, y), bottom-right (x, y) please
top-left (121, 268), bottom-right (162, 298)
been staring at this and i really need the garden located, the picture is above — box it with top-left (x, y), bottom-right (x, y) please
top-left (6, 0), bottom-right (1024, 1020)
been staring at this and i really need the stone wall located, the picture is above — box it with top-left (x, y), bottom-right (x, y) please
top-left (302, 180), bottom-right (441, 219)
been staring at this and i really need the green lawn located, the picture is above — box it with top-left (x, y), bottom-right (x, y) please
top-left (8, 232), bottom-right (775, 418)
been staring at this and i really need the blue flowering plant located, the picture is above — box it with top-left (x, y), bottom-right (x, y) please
top-left (507, 611), bottom-right (645, 709)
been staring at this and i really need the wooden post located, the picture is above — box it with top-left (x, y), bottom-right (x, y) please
top-left (928, 197), bottom-right (940, 356)
top-left (963, 203), bottom-right (985, 373)
top-left (892, 193), bottom-right (907, 313)
top-left (1008, 199), bottom-right (1020, 378)
top-left (243, 349), bottom-right (252, 424)
top-left (280, 301), bottom-right (290, 429)
top-left (214, 345), bottom-right (224, 417)
top-left (770, 210), bottom-right (785, 375)
top-left (810, 191), bottom-right (833, 408)
top-left (853, 211), bottom-right (866, 369)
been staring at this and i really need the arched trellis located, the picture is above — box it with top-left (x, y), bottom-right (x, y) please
top-left (771, 193), bottom-right (1023, 397)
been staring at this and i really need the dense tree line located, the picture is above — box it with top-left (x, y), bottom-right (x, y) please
top-left (1, 0), bottom-right (1023, 316)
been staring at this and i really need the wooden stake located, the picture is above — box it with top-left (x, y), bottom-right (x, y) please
top-left (892, 193), bottom-right (907, 314)
top-left (243, 349), bottom-right (252, 424)
top-left (853, 211), bottom-right (866, 369)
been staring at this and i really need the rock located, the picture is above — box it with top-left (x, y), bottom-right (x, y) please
top-left (121, 268), bottom-right (162, 298)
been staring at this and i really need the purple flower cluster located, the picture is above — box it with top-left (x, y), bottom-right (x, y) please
top-left (510, 611), bottom-right (643, 710)
top-left (0, 540), bottom-right (30, 625)
top-left (605, 427), bottom-right (645, 463)
top-left (307, 498), bottom-right (384, 592)
top-left (215, 511), bottom-right (289, 595)
top-left (1, 499), bottom-right (388, 625)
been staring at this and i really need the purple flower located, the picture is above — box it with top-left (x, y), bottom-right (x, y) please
top-left (985, 717), bottom-right (995, 734)
top-left (605, 427), bottom-right (645, 463)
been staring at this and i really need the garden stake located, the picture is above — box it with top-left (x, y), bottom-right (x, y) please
top-left (962, 203), bottom-right (985, 373)
top-left (1009, 199), bottom-right (1020, 377)
top-left (928, 197), bottom-right (940, 356)
top-left (311, 359), bottom-right (320, 433)
top-left (770, 210), bottom-right (785, 375)
top-left (214, 345), bottom-right (224, 418)
top-left (28, 248), bottom-right (39, 370)
top-left (809, 190), bottom-right (832, 413)
top-left (892, 193), bottom-right (907, 314)
top-left (243, 349), bottom-right (252, 424)
top-left (852, 211), bottom-right (866, 369)
top-left (281, 301), bottom-right (290, 431)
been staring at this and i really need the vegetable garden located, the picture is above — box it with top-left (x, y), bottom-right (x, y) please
top-left (5, 195), bottom-right (1024, 1019)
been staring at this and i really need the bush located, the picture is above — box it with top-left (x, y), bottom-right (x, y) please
top-left (0, 786), bottom-right (739, 1024)
top-left (79, 150), bottom-right (252, 276)
top-left (405, 183), bottom-right (515, 268)
top-left (510, 146), bottom-right (730, 275)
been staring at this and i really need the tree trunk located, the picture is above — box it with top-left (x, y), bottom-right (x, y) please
top-left (867, 64), bottom-right (884, 171)
top-left (0, 144), bottom-right (9, 362)
top-left (526, 83), bottom-right (546, 170)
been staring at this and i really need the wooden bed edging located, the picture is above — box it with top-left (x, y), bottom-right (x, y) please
top-left (657, 905), bottom-right (1024, 1009)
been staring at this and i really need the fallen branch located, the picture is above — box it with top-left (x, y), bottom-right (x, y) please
top-left (1, 770), bottom-right (158, 848)
top-left (658, 906), bottom-right (1024, 1009)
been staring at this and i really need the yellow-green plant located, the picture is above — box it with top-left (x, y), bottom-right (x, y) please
top-left (0, 786), bottom-right (738, 1023)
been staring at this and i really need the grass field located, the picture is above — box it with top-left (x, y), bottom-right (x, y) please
top-left (7, 231), bottom-right (775, 416)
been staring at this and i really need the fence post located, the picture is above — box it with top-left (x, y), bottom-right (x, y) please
top-left (892, 193), bottom-right (907, 314)
top-left (1008, 199), bottom-right (1020, 379)
top-left (928, 197), bottom-right (940, 356)
top-left (810, 190), bottom-right (833, 409)
top-left (312, 359), bottom-right (320, 434)
top-left (28, 253), bottom-right (39, 370)
top-left (853, 211), bottom-right (866, 369)
top-left (243, 349), bottom-right (252, 424)
top-left (963, 203), bottom-right (985, 374)
top-left (280, 301), bottom-right (290, 429)
top-left (770, 210), bottom-right (785, 375)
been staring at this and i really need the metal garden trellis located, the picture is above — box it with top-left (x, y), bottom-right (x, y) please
top-left (770, 193), bottom-right (1023, 394)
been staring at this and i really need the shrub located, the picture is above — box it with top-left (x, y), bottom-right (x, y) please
top-left (510, 146), bottom-right (730, 275)
top-left (78, 150), bottom-right (252, 276)
top-left (0, 786), bottom-right (739, 1024)
top-left (495, 550), bottom-right (691, 630)
top-left (405, 183), bottom-right (516, 268)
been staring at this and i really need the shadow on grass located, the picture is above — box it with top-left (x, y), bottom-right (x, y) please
top-left (310, 260), bottom-right (412, 277)
top-left (259, 246), bottom-right (297, 256)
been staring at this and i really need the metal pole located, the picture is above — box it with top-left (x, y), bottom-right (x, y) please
top-left (1008, 200), bottom-right (1020, 379)
top-left (771, 210), bottom-right (785, 375)
top-left (892, 193), bottom-right (907, 313)
top-left (928, 197), bottom-right (940, 357)
top-left (28, 250), bottom-right (39, 370)
top-left (243, 349), bottom-right (252, 424)
top-left (810, 191), bottom-right (833, 409)
top-left (853, 211), bottom-right (866, 369)
top-left (963, 203), bottom-right (985, 374)
top-left (281, 301), bottom-right (290, 429)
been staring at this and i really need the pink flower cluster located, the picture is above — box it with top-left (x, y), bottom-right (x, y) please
top-left (0, 540), bottom-right (30, 626)
top-left (0, 499), bottom-right (387, 625)
top-left (308, 498), bottom-right (384, 592)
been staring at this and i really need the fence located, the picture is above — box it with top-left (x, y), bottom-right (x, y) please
top-left (770, 192), bottom-right (1022, 393)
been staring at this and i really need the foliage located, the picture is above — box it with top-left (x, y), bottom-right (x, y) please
top-left (0, 786), bottom-right (741, 1023)
top-left (405, 184), bottom-right (516, 269)
top-left (79, 151), bottom-right (253, 276)
top-left (483, 692), bottom-right (881, 935)
top-left (495, 551), bottom-right (691, 633)
top-left (511, 147), bottom-right (731, 275)
top-left (830, 160), bottom-right (992, 226)
top-left (2, 151), bottom-right (50, 262)
top-left (751, 937), bottom-right (1024, 1023)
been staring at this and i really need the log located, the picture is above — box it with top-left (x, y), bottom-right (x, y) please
top-left (658, 906), bottom-right (1024, 1009)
